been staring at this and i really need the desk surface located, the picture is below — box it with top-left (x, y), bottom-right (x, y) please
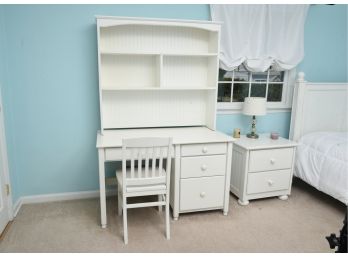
top-left (96, 126), bottom-right (234, 148)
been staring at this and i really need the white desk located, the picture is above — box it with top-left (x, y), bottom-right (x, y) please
top-left (96, 126), bottom-right (234, 228)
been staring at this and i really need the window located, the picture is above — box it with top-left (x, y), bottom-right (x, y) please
top-left (217, 65), bottom-right (295, 113)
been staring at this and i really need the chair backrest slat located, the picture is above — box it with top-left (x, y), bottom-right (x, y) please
top-left (151, 147), bottom-right (156, 177)
top-left (137, 149), bottom-right (142, 178)
top-left (144, 147), bottom-right (149, 178)
top-left (130, 148), bottom-right (135, 179)
top-left (158, 147), bottom-right (163, 176)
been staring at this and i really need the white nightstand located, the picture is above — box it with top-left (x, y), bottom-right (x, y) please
top-left (230, 134), bottom-right (297, 205)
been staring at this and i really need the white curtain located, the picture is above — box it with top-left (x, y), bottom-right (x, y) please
top-left (210, 4), bottom-right (309, 72)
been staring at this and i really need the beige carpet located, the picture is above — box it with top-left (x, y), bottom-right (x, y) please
top-left (0, 178), bottom-right (346, 253)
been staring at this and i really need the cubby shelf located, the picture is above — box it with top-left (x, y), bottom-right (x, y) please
top-left (101, 87), bottom-right (217, 91)
top-left (100, 51), bottom-right (218, 57)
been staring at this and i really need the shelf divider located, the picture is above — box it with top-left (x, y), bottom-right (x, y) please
top-left (159, 54), bottom-right (163, 88)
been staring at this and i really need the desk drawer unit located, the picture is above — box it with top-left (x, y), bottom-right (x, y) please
top-left (181, 143), bottom-right (226, 157)
top-left (248, 148), bottom-right (294, 172)
top-left (171, 141), bottom-right (233, 219)
top-left (181, 155), bottom-right (226, 178)
top-left (180, 176), bottom-right (225, 211)
top-left (247, 169), bottom-right (292, 194)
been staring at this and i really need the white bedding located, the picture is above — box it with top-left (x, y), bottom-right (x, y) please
top-left (295, 132), bottom-right (348, 205)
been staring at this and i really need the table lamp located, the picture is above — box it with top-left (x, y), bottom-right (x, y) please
top-left (242, 97), bottom-right (266, 139)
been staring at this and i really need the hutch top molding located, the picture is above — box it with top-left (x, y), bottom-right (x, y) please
top-left (96, 15), bottom-right (222, 28)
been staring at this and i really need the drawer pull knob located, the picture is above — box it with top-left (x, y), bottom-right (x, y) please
top-left (200, 192), bottom-right (206, 198)
top-left (202, 147), bottom-right (208, 153)
top-left (201, 164), bottom-right (207, 171)
top-left (268, 180), bottom-right (274, 186)
top-left (270, 158), bottom-right (276, 164)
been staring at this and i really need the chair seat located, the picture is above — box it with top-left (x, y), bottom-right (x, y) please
top-left (116, 169), bottom-right (167, 193)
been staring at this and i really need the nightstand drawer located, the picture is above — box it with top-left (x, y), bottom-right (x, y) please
top-left (247, 169), bottom-right (291, 194)
top-left (181, 155), bottom-right (226, 178)
top-left (248, 148), bottom-right (294, 172)
top-left (181, 143), bottom-right (226, 157)
top-left (180, 176), bottom-right (225, 211)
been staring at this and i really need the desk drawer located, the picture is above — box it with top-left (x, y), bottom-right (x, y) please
top-left (181, 143), bottom-right (226, 157)
top-left (105, 146), bottom-right (175, 161)
top-left (105, 148), bottom-right (122, 161)
top-left (181, 155), bottom-right (226, 178)
top-left (248, 148), bottom-right (294, 172)
top-left (247, 169), bottom-right (291, 194)
top-left (180, 176), bottom-right (224, 211)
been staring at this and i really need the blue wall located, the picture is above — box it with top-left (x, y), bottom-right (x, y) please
top-left (0, 5), bottom-right (211, 203)
top-left (217, 112), bottom-right (292, 138)
top-left (297, 5), bottom-right (347, 82)
top-left (0, 5), bottom-right (346, 202)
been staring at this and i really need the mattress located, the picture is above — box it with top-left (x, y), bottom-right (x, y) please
top-left (294, 132), bottom-right (348, 205)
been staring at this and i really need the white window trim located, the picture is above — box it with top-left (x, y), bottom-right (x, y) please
top-left (217, 68), bottom-right (297, 114)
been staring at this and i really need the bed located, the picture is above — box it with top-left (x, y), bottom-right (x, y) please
top-left (289, 72), bottom-right (348, 205)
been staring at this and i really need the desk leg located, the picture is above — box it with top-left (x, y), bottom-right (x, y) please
top-left (223, 142), bottom-right (233, 216)
top-left (173, 145), bottom-right (180, 221)
top-left (98, 149), bottom-right (107, 228)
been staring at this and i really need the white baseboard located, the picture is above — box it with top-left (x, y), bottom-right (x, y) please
top-left (12, 189), bottom-right (117, 218)
top-left (12, 198), bottom-right (22, 218)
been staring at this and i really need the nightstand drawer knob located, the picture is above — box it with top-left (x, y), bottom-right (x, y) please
top-left (200, 192), bottom-right (206, 198)
top-left (268, 180), bottom-right (274, 186)
top-left (202, 147), bottom-right (208, 153)
top-left (201, 164), bottom-right (207, 171)
top-left (270, 158), bottom-right (276, 164)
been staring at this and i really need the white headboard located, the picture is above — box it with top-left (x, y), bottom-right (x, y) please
top-left (289, 72), bottom-right (348, 141)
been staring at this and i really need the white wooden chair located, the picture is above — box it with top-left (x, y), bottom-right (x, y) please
top-left (116, 137), bottom-right (172, 244)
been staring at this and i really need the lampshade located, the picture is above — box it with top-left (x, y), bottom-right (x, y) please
top-left (242, 97), bottom-right (267, 116)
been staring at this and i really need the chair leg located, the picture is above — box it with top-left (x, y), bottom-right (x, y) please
top-left (158, 195), bottom-right (162, 212)
top-left (165, 195), bottom-right (170, 240)
top-left (118, 189), bottom-right (122, 216)
top-left (123, 196), bottom-right (128, 244)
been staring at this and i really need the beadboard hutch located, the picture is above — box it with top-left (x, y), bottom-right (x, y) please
top-left (95, 16), bottom-right (234, 228)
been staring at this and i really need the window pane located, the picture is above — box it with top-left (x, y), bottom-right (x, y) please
top-left (267, 84), bottom-right (283, 102)
top-left (232, 83), bottom-right (249, 102)
top-left (218, 69), bottom-right (233, 81)
top-left (269, 70), bottom-right (284, 82)
top-left (250, 84), bottom-right (266, 97)
top-left (234, 70), bottom-right (250, 82)
top-left (251, 72), bottom-right (267, 83)
top-left (218, 83), bottom-right (232, 102)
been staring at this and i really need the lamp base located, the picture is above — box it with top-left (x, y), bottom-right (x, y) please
top-left (247, 115), bottom-right (259, 139)
top-left (246, 132), bottom-right (259, 139)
